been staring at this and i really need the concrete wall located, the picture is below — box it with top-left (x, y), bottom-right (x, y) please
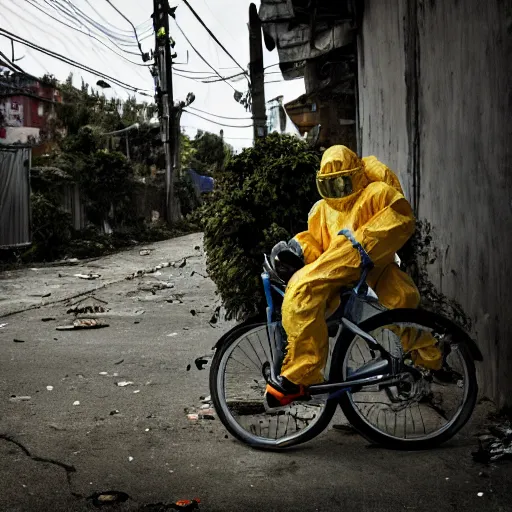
top-left (357, 0), bottom-right (512, 407)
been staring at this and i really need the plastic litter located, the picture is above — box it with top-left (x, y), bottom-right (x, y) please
top-left (46, 386), bottom-right (54, 391)
top-left (73, 401), bottom-right (80, 406)
top-left (10, 395), bottom-right (31, 402)
top-left (128, 456), bottom-right (134, 462)
top-left (0, 323), bottom-right (8, 328)
top-left (116, 381), bottom-right (134, 387)
top-left (74, 273), bottom-right (101, 280)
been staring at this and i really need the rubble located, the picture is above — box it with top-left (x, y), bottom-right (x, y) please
top-left (57, 319), bottom-right (109, 330)
top-left (473, 421), bottom-right (512, 463)
top-left (67, 297), bottom-right (109, 315)
top-left (140, 249), bottom-right (151, 256)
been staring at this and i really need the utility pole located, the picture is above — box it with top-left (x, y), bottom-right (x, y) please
top-left (248, 3), bottom-right (267, 142)
top-left (153, 0), bottom-right (179, 223)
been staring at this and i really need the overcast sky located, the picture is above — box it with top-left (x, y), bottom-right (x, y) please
top-left (0, 0), bottom-right (305, 150)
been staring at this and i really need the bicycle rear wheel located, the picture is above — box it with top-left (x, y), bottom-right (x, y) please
top-left (333, 309), bottom-right (478, 450)
top-left (210, 322), bottom-right (337, 449)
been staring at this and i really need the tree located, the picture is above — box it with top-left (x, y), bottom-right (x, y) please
top-left (201, 133), bottom-right (320, 319)
top-left (189, 130), bottom-right (228, 174)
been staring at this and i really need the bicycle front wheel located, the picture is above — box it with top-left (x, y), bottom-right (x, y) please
top-left (333, 309), bottom-right (478, 450)
top-left (210, 322), bottom-right (337, 450)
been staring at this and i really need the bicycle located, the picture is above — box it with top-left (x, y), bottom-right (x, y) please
top-left (209, 230), bottom-right (482, 450)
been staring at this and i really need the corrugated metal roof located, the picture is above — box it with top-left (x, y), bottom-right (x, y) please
top-left (0, 145), bottom-right (31, 248)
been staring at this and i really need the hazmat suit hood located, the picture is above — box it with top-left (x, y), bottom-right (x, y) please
top-left (316, 145), bottom-right (369, 212)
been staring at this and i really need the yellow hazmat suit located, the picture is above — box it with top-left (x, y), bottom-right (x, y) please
top-left (281, 146), bottom-right (441, 387)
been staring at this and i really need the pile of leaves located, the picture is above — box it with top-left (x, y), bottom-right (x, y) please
top-left (200, 133), bottom-right (320, 320)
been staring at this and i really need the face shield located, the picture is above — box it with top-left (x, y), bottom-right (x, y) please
top-left (316, 168), bottom-right (362, 199)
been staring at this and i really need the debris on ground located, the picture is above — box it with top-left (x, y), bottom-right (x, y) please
top-left (190, 309), bottom-right (197, 316)
top-left (89, 491), bottom-right (130, 508)
top-left (73, 401), bottom-right (80, 406)
top-left (333, 424), bottom-right (358, 435)
top-left (128, 456), bottom-right (134, 462)
top-left (56, 319), bottom-right (109, 330)
top-left (74, 273), bottom-right (101, 280)
top-left (209, 306), bottom-right (221, 326)
top-left (0, 323), bottom-right (7, 329)
top-left (46, 386), bottom-right (54, 391)
top-left (116, 381), bottom-right (134, 387)
top-left (140, 249), bottom-right (152, 256)
top-left (187, 414), bottom-right (199, 421)
top-left (28, 292), bottom-right (51, 298)
top-left (110, 410), bottom-right (120, 416)
top-left (67, 297), bottom-right (109, 315)
top-left (10, 395), bottom-right (31, 402)
top-left (13, 338), bottom-right (25, 343)
top-left (194, 354), bottom-right (212, 371)
top-left (166, 294), bottom-right (184, 304)
top-left (194, 246), bottom-right (200, 251)
top-left (138, 282), bottom-right (175, 294)
top-left (176, 258), bottom-right (187, 269)
top-left (41, 317), bottom-right (56, 322)
top-left (114, 359), bottom-right (124, 365)
top-left (168, 333), bottom-right (178, 337)
top-left (473, 421), bottom-right (512, 463)
top-left (190, 271), bottom-right (208, 279)
top-left (186, 364), bottom-right (191, 371)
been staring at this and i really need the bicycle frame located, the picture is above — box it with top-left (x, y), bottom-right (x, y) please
top-left (262, 229), bottom-right (404, 400)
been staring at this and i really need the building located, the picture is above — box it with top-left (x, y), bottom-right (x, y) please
top-left (259, 0), bottom-right (512, 408)
top-left (0, 73), bottom-right (61, 146)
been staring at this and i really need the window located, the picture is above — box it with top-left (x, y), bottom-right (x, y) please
top-left (38, 103), bottom-right (44, 117)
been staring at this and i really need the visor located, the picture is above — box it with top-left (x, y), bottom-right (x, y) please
top-left (317, 174), bottom-right (354, 199)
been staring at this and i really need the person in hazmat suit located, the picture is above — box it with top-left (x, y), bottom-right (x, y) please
top-left (265, 145), bottom-right (442, 407)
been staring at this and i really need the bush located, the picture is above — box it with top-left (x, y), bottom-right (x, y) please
top-left (23, 192), bottom-right (72, 261)
top-left (201, 133), bottom-right (320, 320)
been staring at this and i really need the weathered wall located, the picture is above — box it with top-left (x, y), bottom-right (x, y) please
top-left (358, 0), bottom-right (512, 407)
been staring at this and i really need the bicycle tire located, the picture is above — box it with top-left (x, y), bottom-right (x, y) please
top-left (210, 322), bottom-right (338, 450)
top-left (332, 309), bottom-right (478, 450)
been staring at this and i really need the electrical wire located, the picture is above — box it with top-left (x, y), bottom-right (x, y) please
top-left (85, 0), bottom-right (151, 35)
top-left (182, 0), bottom-right (248, 79)
top-left (0, 28), bottom-right (150, 93)
top-left (173, 19), bottom-right (237, 92)
top-left (20, 0), bottom-right (153, 67)
top-left (183, 110), bottom-right (252, 128)
top-left (188, 106), bottom-right (251, 120)
top-left (54, 0), bottom-right (148, 50)
top-left (103, 0), bottom-right (147, 61)
top-left (39, 0), bottom-right (143, 55)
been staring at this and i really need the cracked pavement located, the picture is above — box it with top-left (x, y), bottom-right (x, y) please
top-left (1, 233), bottom-right (512, 511)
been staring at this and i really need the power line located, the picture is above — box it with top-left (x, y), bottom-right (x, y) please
top-left (103, 0), bottom-right (148, 62)
top-left (21, 0), bottom-right (153, 67)
top-left (54, 0), bottom-right (145, 48)
top-left (39, 0), bottom-right (143, 55)
top-left (182, 0), bottom-right (247, 78)
top-left (188, 106), bottom-right (251, 120)
top-left (0, 28), bottom-right (150, 93)
top-left (85, 0), bottom-right (151, 35)
top-left (173, 19), bottom-right (237, 92)
top-left (183, 110), bottom-right (252, 128)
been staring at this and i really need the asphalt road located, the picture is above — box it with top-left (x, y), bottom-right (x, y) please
top-left (1, 234), bottom-right (511, 512)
